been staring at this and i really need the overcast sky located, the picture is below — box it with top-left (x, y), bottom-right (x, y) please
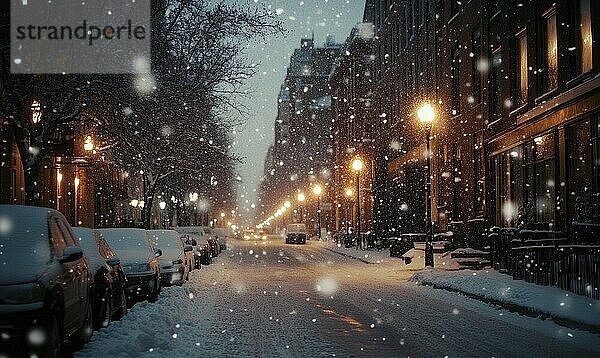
top-left (231, 0), bottom-right (366, 222)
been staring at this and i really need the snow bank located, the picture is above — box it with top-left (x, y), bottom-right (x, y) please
top-left (411, 269), bottom-right (600, 329)
top-left (321, 242), bottom-right (461, 270)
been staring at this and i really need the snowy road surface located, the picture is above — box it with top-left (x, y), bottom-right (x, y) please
top-left (77, 238), bottom-right (600, 357)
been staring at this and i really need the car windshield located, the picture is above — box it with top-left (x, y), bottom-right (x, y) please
top-left (100, 229), bottom-right (150, 264)
top-left (148, 230), bottom-right (182, 262)
top-left (0, 206), bottom-right (52, 270)
top-left (71, 227), bottom-right (105, 270)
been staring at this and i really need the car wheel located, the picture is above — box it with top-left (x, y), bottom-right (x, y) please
top-left (72, 300), bottom-right (93, 348)
top-left (33, 311), bottom-right (61, 358)
top-left (97, 290), bottom-right (111, 329)
top-left (114, 286), bottom-right (127, 320)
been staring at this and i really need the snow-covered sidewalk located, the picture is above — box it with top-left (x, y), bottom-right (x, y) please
top-left (411, 269), bottom-right (600, 332)
top-left (319, 241), bottom-right (600, 332)
top-left (317, 240), bottom-right (462, 269)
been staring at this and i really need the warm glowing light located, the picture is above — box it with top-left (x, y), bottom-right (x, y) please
top-left (313, 185), bottom-right (323, 196)
top-left (417, 102), bottom-right (436, 123)
top-left (83, 135), bottom-right (94, 151)
top-left (56, 170), bottom-right (63, 185)
top-left (130, 199), bottom-right (139, 207)
top-left (74, 177), bottom-right (80, 191)
top-left (159, 201), bottom-right (167, 210)
top-left (221, 212), bottom-right (226, 218)
top-left (297, 193), bottom-right (305, 202)
top-left (352, 158), bottom-right (364, 172)
top-left (31, 100), bottom-right (42, 124)
top-left (284, 200), bottom-right (291, 208)
top-left (345, 188), bottom-right (353, 197)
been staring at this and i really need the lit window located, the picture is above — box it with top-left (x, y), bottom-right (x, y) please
top-left (31, 100), bottom-right (42, 124)
top-left (580, 0), bottom-right (593, 73)
top-left (545, 10), bottom-right (558, 91)
top-left (517, 30), bottom-right (528, 105)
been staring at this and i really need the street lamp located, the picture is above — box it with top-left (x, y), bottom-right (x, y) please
top-left (159, 201), bottom-right (167, 228)
top-left (83, 135), bottom-right (94, 152)
top-left (351, 158), bottom-right (364, 249)
top-left (345, 188), bottom-right (353, 235)
top-left (313, 185), bottom-right (323, 239)
top-left (417, 102), bottom-right (436, 267)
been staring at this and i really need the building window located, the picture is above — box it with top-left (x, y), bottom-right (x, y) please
top-left (525, 133), bottom-right (556, 228)
top-left (491, 49), bottom-right (503, 119)
top-left (409, 0), bottom-right (415, 38)
top-left (516, 29), bottom-right (528, 106)
top-left (473, 132), bottom-right (485, 216)
top-left (471, 24), bottom-right (482, 104)
top-left (451, 44), bottom-right (460, 116)
top-left (579, 0), bottom-right (593, 74)
top-left (420, 0), bottom-right (426, 25)
top-left (497, 147), bottom-right (524, 227)
top-left (544, 9), bottom-right (558, 91)
top-left (567, 117), bottom-right (599, 223)
top-left (451, 0), bottom-right (460, 18)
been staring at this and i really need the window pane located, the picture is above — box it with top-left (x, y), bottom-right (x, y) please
top-left (535, 160), bottom-right (555, 226)
top-left (580, 0), bottom-right (593, 73)
top-left (568, 120), bottom-right (593, 221)
top-left (534, 133), bottom-right (555, 160)
top-left (546, 12), bottom-right (558, 90)
top-left (518, 33), bottom-right (528, 105)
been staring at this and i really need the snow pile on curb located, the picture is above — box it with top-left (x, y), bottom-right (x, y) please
top-left (321, 242), bottom-right (462, 270)
top-left (410, 269), bottom-right (600, 329)
top-left (76, 284), bottom-right (209, 357)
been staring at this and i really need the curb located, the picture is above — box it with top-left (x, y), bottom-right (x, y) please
top-left (324, 247), bottom-right (376, 265)
top-left (413, 278), bottom-right (600, 335)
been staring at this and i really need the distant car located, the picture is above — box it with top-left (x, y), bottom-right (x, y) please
top-left (173, 227), bottom-right (213, 267)
top-left (149, 230), bottom-right (192, 286)
top-left (212, 227), bottom-right (231, 251)
top-left (0, 205), bottom-right (93, 357)
top-left (72, 227), bottom-right (128, 329)
top-left (100, 228), bottom-right (162, 303)
top-left (286, 223), bottom-right (307, 244)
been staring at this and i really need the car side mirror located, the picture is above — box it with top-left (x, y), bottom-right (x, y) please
top-left (59, 246), bottom-right (83, 264)
top-left (106, 256), bottom-right (121, 266)
top-left (184, 245), bottom-right (193, 252)
top-left (155, 248), bottom-right (163, 257)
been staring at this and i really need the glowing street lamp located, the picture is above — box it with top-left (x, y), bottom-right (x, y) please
top-left (83, 135), bottom-right (94, 151)
top-left (417, 102), bottom-right (436, 267)
top-left (352, 158), bottom-right (364, 249)
top-left (313, 185), bottom-right (323, 239)
top-left (345, 188), bottom-right (353, 235)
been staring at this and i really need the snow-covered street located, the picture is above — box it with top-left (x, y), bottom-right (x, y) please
top-left (77, 238), bottom-right (600, 357)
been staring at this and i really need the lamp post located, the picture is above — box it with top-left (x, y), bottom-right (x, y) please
top-left (345, 188), bottom-right (353, 234)
top-left (159, 201), bottom-right (167, 228)
top-left (313, 185), bottom-right (323, 239)
top-left (352, 158), bottom-right (364, 249)
top-left (417, 102), bottom-right (436, 267)
top-left (297, 193), bottom-right (305, 224)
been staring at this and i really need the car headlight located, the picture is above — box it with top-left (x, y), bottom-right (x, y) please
top-left (0, 282), bottom-right (45, 304)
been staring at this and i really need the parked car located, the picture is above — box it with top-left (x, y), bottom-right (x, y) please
top-left (173, 227), bottom-right (213, 267)
top-left (199, 226), bottom-right (221, 257)
top-left (286, 223), bottom-right (307, 244)
top-left (212, 227), bottom-right (231, 251)
top-left (100, 228), bottom-right (162, 303)
top-left (0, 205), bottom-right (93, 357)
top-left (149, 230), bottom-right (192, 286)
top-left (72, 227), bottom-right (128, 329)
